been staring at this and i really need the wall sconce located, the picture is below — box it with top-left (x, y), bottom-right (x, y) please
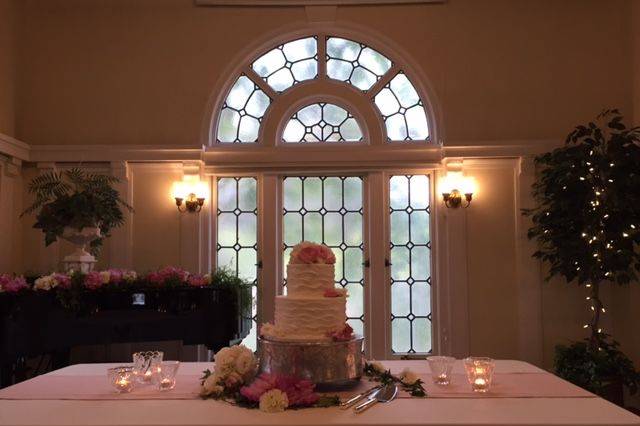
top-left (440, 172), bottom-right (475, 209)
top-left (172, 178), bottom-right (208, 213)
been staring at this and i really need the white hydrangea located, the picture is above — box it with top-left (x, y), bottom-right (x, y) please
top-left (399, 368), bottom-right (420, 385)
top-left (123, 270), bottom-right (137, 282)
top-left (34, 275), bottom-right (57, 291)
top-left (213, 345), bottom-right (256, 382)
top-left (259, 389), bottom-right (289, 413)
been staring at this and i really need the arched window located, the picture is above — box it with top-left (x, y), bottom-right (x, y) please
top-left (209, 32), bottom-right (437, 358)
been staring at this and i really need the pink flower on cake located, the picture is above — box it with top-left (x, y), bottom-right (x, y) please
top-left (290, 241), bottom-right (336, 264)
top-left (323, 287), bottom-right (347, 298)
top-left (327, 323), bottom-right (354, 342)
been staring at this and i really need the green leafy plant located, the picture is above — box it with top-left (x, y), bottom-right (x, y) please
top-left (21, 168), bottom-right (133, 254)
top-left (523, 109), bottom-right (640, 399)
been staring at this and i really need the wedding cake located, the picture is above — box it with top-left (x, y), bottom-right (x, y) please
top-left (260, 241), bottom-right (353, 342)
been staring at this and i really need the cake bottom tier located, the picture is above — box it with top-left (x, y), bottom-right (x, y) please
top-left (273, 295), bottom-right (346, 341)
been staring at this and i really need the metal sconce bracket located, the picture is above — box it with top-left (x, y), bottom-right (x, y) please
top-left (442, 189), bottom-right (473, 209)
top-left (175, 192), bottom-right (205, 213)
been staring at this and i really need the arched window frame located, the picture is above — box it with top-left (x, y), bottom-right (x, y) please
top-left (202, 27), bottom-right (446, 359)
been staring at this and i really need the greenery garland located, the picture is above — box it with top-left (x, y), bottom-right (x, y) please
top-left (363, 362), bottom-right (426, 397)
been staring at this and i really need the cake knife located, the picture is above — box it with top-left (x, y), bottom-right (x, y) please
top-left (353, 383), bottom-right (398, 414)
top-left (339, 384), bottom-right (383, 409)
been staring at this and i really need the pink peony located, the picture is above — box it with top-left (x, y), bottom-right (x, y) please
top-left (240, 373), bottom-right (319, 407)
top-left (148, 266), bottom-right (189, 285)
top-left (297, 246), bottom-right (322, 264)
top-left (106, 269), bottom-right (124, 284)
top-left (318, 245), bottom-right (336, 264)
top-left (328, 323), bottom-right (354, 342)
top-left (53, 273), bottom-right (71, 289)
top-left (0, 275), bottom-right (28, 293)
top-left (84, 272), bottom-right (103, 290)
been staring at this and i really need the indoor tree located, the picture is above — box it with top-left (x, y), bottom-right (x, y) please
top-left (524, 109), bottom-right (640, 399)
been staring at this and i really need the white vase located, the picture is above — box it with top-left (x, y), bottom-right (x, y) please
top-left (61, 226), bottom-right (101, 273)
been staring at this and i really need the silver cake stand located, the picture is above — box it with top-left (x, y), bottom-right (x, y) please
top-left (258, 336), bottom-right (364, 390)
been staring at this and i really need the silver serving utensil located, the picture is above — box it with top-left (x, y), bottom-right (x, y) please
top-left (339, 384), bottom-right (383, 410)
top-left (354, 383), bottom-right (398, 414)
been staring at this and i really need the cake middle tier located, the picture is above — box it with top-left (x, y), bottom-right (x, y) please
top-left (286, 263), bottom-right (335, 297)
top-left (274, 295), bottom-right (346, 341)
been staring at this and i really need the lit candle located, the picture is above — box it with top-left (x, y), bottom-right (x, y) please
top-left (159, 378), bottom-right (174, 390)
top-left (116, 377), bottom-right (131, 391)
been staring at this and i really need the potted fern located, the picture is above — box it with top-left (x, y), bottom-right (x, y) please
top-left (21, 168), bottom-right (133, 272)
top-left (523, 110), bottom-right (640, 405)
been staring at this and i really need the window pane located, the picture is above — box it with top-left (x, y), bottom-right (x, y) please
top-left (282, 176), bottom-right (364, 333)
top-left (282, 103), bottom-right (363, 143)
top-left (217, 177), bottom-right (258, 349)
top-left (389, 175), bottom-right (431, 354)
top-left (326, 37), bottom-right (392, 91)
top-left (375, 73), bottom-right (429, 141)
top-left (252, 37), bottom-right (318, 92)
top-left (216, 76), bottom-right (270, 143)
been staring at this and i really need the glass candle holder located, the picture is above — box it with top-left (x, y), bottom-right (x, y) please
top-left (108, 366), bottom-right (135, 393)
top-left (427, 355), bottom-right (455, 385)
top-left (463, 357), bottom-right (495, 393)
top-left (133, 351), bottom-right (163, 383)
top-left (156, 361), bottom-right (180, 391)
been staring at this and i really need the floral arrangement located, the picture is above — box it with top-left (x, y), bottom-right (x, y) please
top-left (327, 323), bottom-right (354, 341)
top-left (289, 241), bottom-right (336, 265)
top-left (323, 287), bottom-right (347, 298)
top-left (0, 267), bottom-right (224, 295)
top-left (0, 274), bottom-right (29, 293)
top-left (200, 344), bottom-right (339, 412)
top-left (364, 361), bottom-right (426, 397)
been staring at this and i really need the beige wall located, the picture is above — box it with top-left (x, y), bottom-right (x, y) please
top-left (0, 0), bottom-right (16, 136)
top-left (2, 0), bottom-right (640, 382)
top-left (12, 0), bottom-right (633, 146)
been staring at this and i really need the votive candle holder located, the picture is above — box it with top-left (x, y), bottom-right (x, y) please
top-left (133, 351), bottom-right (163, 383)
top-left (427, 355), bottom-right (455, 385)
top-left (108, 366), bottom-right (135, 393)
top-left (463, 357), bottom-right (495, 393)
top-left (156, 361), bottom-right (180, 391)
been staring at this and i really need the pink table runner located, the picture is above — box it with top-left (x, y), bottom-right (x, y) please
top-left (0, 372), bottom-right (593, 401)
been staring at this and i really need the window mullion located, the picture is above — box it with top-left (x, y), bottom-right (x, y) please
top-left (366, 171), bottom-right (389, 360)
top-left (258, 173), bottom-right (280, 324)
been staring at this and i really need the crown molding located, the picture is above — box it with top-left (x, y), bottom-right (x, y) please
top-left (195, 0), bottom-right (444, 5)
top-left (0, 133), bottom-right (30, 161)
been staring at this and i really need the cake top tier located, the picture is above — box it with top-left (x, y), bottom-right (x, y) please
top-left (289, 241), bottom-right (336, 265)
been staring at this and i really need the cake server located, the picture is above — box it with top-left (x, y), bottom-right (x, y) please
top-left (353, 383), bottom-right (398, 414)
top-left (339, 384), bottom-right (383, 409)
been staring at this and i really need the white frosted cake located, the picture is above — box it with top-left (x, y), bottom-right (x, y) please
top-left (261, 242), bottom-right (353, 342)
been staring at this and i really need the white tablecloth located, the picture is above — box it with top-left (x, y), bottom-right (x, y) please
top-left (0, 360), bottom-right (638, 426)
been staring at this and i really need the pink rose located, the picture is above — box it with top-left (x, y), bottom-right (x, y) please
top-left (328, 323), bottom-right (354, 342)
top-left (107, 269), bottom-right (124, 284)
top-left (324, 288), bottom-right (345, 297)
top-left (240, 374), bottom-right (319, 407)
top-left (187, 274), bottom-right (208, 287)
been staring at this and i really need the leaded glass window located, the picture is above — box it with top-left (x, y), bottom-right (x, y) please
top-left (374, 73), bottom-right (429, 141)
top-left (252, 37), bottom-right (318, 92)
top-left (326, 37), bottom-right (392, 91)
top-left (282, 103), bottom-right (363, 143)
top-left (217, 177), bottom-right (259, 349)
top-left (389, 175), bottom-right (431, 353)
top-left (282, 176), bottom-right (365, 336)
top-left (217, 76), bottom-right (270, 143)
